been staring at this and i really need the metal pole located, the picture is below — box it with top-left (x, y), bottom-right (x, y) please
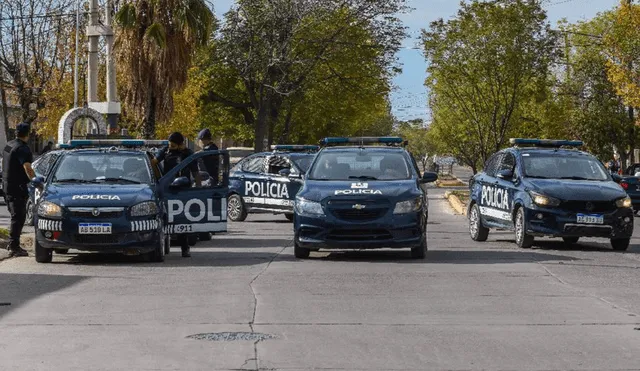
top-left (74, 0), bottom-right (79, 108)
top-left (87, 0), bottom-right (99, 103)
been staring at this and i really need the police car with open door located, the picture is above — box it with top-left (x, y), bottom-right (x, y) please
top-left (468, 138), bottom-right (634, 250)
top-left (228, 144), bottom-right (319, 222)
top-left (293, 137), bottom-right (439, 259)
top-left (31, 139), bottom-right (229, 263)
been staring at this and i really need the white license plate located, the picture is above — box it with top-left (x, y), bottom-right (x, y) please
top-left (576, 214), bottom-right (604, 225)
top-left (78, 223), bottom-right (112, 234)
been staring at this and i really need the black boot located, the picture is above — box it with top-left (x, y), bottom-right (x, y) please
top-left (8, 247), bottom-right (28, 257)
top-left (181, 246), bottom-right (191, 258)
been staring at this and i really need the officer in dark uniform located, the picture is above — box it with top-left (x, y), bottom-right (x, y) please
top-left (196, 128), bottom-right (219, 186)
top-left (152, 132), bottom-right (200, 257)
top-left (2, 123), bottom-right (36, 257)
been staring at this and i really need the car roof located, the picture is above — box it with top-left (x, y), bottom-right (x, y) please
top-left (510, 147), bottom-right (594, 157)
top-left (320, 146), bottom-right (406, 152)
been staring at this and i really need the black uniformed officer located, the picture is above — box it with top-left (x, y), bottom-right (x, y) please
top-left (152, 132), bottom-right (200, 257)
top-left (196, 128), bottom-right (219, 186)
top-left (2, 123), bottom-right (36, 257)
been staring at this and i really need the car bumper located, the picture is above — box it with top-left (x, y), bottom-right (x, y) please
top-left (295, 213), bottom-right (425, 250)
top-left (35, 217), bottom-right (161, 253)
top-left (525, 207), bottom-right (634, 239)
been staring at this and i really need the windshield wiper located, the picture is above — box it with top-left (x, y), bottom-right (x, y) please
top-left (54, 178), bottom-right (98, 183)
top-left (349, 175), bottom-right (378, 180)
top-left (97, 177), bottom-right (142, 184)
top-left (558, 176), bottom-right (594, 180)
top-left (526, 175), bottom-right (551, 179)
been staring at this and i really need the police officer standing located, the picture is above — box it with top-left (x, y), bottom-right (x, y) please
top-left (2, 123), bottom-right (36, 257)
top-left (196, 128), bottom-right (219, 186)
top-left (152, 132), bottom-right (201, 257)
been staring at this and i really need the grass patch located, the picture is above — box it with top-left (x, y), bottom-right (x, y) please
top-left (0, 227), bottom-right (8, 239)
top-left (450, 190), bottom-right (469, 204)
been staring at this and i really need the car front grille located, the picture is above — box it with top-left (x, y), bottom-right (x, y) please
top-left (69, 211), bottom-right (123, 218)
top-left (72, 234), bottom-right (122, 245)
top-left (561, 201), bottom-right (617, 213)
top-left (331, 208), bottom-right (387, 221)
top-left (327, 229), bottom-right (393, 241)
top-left (563, 224), bottom-right (612, 237)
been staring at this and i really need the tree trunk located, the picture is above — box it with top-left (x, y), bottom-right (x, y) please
top-left (254, 103), bottom-right (269, 152)
top-left (142, 90), bottom-right (156, 139)
top-left (629, 106), bottom-right (636, 165)
top-left (0, 81), bottom-right (10, 147)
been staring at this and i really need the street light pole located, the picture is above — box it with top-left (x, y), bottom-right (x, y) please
top-left (74, 0), bottom-right (79, 108)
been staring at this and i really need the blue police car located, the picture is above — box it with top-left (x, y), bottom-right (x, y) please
top-left (31, 139), bottom-right (230, 263)
top-left (227, 144), bottom-right (319, 222)
top-left (292, 137), bottom-right (439, 259)
top-left (468, 138), bottom-right (634, 251)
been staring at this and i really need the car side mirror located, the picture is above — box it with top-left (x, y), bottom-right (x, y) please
top-left (278, 168), bottom-right (291, 177)
top-left (612, 174), bottom-right (622, 183)
top-left (420, 172), bottom-right (438, 184)
top-left (496, 169), bottom-right (514, 181)
top-left (170, 176), bottom-right (191, 189)
top-left (31, 176), bottom-right (45, 188)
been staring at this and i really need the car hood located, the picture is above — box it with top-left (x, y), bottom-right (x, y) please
top-left (526, 179), bottom-right (626, 201)
top-left (43, 183), bottom-right (155, 207)
top-left (301, 180), bottom-right (419, 202)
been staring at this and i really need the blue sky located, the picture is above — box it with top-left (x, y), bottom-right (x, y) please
top-left (212, 0), bottom-right (622, 122)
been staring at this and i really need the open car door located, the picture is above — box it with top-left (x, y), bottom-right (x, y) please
top-left (157, 150), bottom-right (230, 235)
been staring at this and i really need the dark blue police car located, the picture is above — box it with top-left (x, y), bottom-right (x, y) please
top-left (227, 144), bottom-right (319, 222)
top-left (468, 138), bottom-right (634, 251)
top-left (31, 139), bottom-right (230, 263)
top-left (292, 137), bottom-right (438, 259)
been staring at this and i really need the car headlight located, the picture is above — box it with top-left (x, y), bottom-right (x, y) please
top-left (616, 196), bottom-right (632, 208)
top-left (394, 197), bottom-right (423, 214)
top-left (130, 201), bottom-right (159, 217)
top-left (529, 191), bottom-right (561, 207)
top-left (295, 198), bottom-right (324, 216)
top-left (37, 201), bottom-right (62, 218)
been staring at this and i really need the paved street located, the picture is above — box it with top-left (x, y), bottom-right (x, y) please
top-left (2, 188), bottom-right (640, 370)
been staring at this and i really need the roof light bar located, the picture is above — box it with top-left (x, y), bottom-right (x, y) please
top-left (320, 137), bottom-right (405, 146)
top-left (509, 138), bottom-right (583, 147)
top-left (58, 139), bottom-right (168, 149)
top-left (272, 144), bottom-right (320, 152)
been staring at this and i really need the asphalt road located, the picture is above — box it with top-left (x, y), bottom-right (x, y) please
top-left (2, 189), bottom-right (640, 370)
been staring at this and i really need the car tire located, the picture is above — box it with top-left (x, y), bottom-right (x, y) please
top-left (611, 238), bottom-right (630, 251)
top-left (35, 238), bottom-right (52, 263)
top-left (25, 198), bottom-right (34, 226)
top-left (188, 234), bottom-right (197, 246)
top-left (227, 194), bottom-right (248, 222)
top-left (410, 236), bottom-right (427, 260)
top-left (293, 236), bottom-right (310, 259)
top-left (199, 232), bottom-right (212, 241)
top-left (515, 208), bottom-right (534, 248)
top-left (562, 237), bottom-right (579, 244)
top-left (54, 249), bottom-right (69, 254)
top-left (469, 203), bottom-right (489, 242)
top-left (285, 213), bottom-right (294, 222)
top-left (147, 229), bottom-right (166, 262)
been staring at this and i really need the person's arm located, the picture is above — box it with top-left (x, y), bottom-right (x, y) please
top-left (151, 147), bottom-right (166, 179)
top-left (19, 147), bottom-right (36, 180)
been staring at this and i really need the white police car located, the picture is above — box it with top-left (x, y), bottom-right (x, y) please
top-left (31, 139), bottom-right (229, 263)
top-left (468, 138), bottom-right (634, 250)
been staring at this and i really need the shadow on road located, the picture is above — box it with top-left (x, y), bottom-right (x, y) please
top-left (494, 238), bottom-right (640, 254)
top-left (314, 249), bottom-right (579, 264)
top-left (0, 273), bottom-right (89, 320)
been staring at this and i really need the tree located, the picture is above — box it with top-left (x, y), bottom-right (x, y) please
top-left (395, 119), bottom-right (435, 170)
top-left (422, 0), bottom-right (556, 171)
top-left (203, 0), bottom-right (406, 151)
top-left (114, 0), bottom-right (214, 138)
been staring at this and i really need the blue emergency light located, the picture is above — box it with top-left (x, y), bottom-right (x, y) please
top-left (509, 138), bottom-right (583, 147)
top-left (320, 137), bottom-right (405, 146)
top-left (272, 144), bottom-right (320, 152)
top-left (58, 139), bottom-right (168, 149)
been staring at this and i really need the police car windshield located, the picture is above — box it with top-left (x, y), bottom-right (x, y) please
top-left (290, 154), bottom-right (314, 172)
top-left (52, 152), bottom-right (152, 184)
top-left (522, 153), bottom-right (609, 181)
top-left (308, 150), bottom-right (411, 181)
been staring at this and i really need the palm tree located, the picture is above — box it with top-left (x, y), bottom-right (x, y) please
top-left (114, 0), bottom-right (214, 138)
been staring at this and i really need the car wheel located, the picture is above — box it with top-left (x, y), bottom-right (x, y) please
top-left (410, 232), bottom-right (427, 259)
top-left (199, 232), bottom-right (212, 241)
top-left (25, 198), bottom-right (34, 226)
top-left (611, 238), bottom-right (630, 251)
top-left (147, 229), bottom-right (166, 262)
top-left (228, 194), bottom-right (248, 222)
top-left (54, 249), bottom-right (69, 254)
top-left (293, 233), bottom-right (310, 259)
top-left (562, 237), bottom-right (579, 244)
top-left (164, 230), bottom-right (171, 255)
top-left (34, 238), bottom-right (52, 263)
top-left (515, 208), bottom-right (534, 248)
top-left (469, 203), bottom-right (489, 242)
top-left (285, 213), bottom-right (294, 222)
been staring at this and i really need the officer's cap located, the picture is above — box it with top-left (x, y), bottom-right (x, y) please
top-left (168, 132), bottom-right (184, 145)
top-left (16, 122), bottom-right (30, 137)
top-left (197, 128), bottom-right (212, 140)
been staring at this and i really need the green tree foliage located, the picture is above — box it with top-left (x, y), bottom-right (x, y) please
top-left (394, 119), bottom-right (436, 170)
top-left (422, 0), bottom-right (556, 172)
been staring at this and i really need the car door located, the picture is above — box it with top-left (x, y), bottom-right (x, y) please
top-left (263, 154), bottom-right (298, 212)
top-left (493, 151), bottom-right (518, 228)
top-left (475, 152), bottom-right (505, 227)
top-left (236, 154), bottom-right (269, 211)
top-left (157, 150), bottom-right (230, 235)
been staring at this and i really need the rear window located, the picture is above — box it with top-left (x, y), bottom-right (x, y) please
top-left (308, 150), bottom-right (411, 181)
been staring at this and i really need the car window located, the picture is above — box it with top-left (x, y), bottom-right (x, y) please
top-left (484, 153), bottom-right (502, 177)
top-left (498, 152), bottom-right (515, 173)
top-left (267, 155), bottom-right (291, 175)
top-left (308, 150), bottom-right (411, 181)
top-left (522, 153), bottom-right (609, 180)
top-left (289, 154), bottom-right (315, 173)
top-left (52, 152), bottom-right (152, 184)
top-left (241, 155), bottom-right (266, 174)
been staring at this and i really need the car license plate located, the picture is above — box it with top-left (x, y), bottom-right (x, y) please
top-left (576, 214), bottom-right (604, 225)
top-left (78, 223), bottom-right (112, 234)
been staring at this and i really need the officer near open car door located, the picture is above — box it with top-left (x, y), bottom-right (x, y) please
top-left (2, 123), bottom-right (36, 257)
top-left (152, 132), bottom-right (201, 257)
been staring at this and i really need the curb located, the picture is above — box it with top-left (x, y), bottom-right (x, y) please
top-left (444, 191), bottom-right (468, 216)
top-left (0, 236), bottom-right (34, 263)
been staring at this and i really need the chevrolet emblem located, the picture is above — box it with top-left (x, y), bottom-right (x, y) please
top-left (352, 204), bottom-right (366, 210)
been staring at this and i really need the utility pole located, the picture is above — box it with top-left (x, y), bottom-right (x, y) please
top-left (74, 0), bottom-right (80, 108)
